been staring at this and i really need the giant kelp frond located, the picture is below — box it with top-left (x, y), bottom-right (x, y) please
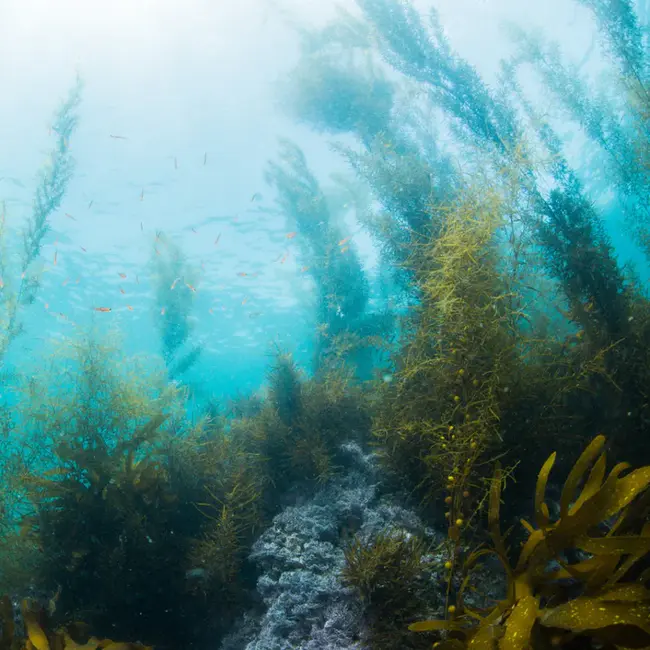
top-left (358, 0), bottom-right (521, 155)
top-left (0, 77), bottom-right (82, 363)
top-left (281, 6), bottom-right (394, 142)
top-left (576, 0), bottom-right (648, 86)
top-left (506, 19), bottom-right (650, 263)
top-left (410, 435), bottom-right (650, 649)
top-left (151, 232), bottom-right (201, 378)
top-left (265, 140), bottom-right (372, 373)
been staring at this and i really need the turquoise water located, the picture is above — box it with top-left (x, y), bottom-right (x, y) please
top-left (1, 0), bottom-right (645, 405)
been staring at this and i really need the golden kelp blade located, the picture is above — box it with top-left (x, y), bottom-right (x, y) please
top-left (21, 600), bottom-right (49, 650)
top-left (559, 435), bottom-right (605, 518)
top-left (500, 595), bottom-right (538, 650)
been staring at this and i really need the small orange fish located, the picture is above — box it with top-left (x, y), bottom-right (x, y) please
top-left (65, 213), bottom-right (76, 220)
top-left (338, 237), bottom-right (350, 247)
top-left (54, 250), bottom-right (58, 265)
top-left (242, 297), bottom-right (249, 305)
top-left (170, 278), bottom-right (180, 290)
top-left (214, 233), bottom-right (221, 245)
top-left (0, 278), bottom-right (3, 289)
top-left (93, 307), bottom-right (112, 312)
top-left (119, 273), bottom-right (127, 278)
top-left (186, 283), bottom-right (196, 293)
top-left (208, 308), bottom-right (214, 314)
top-left (45, 302), bottom-right (49, 309)
top-left (301, 266), bottom-right (309, 273)
top-left (340, 246), bottom-right (349, 254)
top-left (286, 231), bottom-right (297, 239)
top-left (280, 253), bottom-right (289, 264)
top-left (237, 272), bottom-right (247, 277)
top-left (62, 279), bottom-right (69, 286)
top-left (127, 305), bottom-right (134, 311)
top-left (161, 307), bottom-right (166, 315)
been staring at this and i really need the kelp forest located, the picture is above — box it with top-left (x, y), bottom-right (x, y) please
top-left (0, 1), bottom-right (650, 649)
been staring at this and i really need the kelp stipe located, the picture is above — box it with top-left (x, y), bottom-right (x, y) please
top-left (410, 435), bottom-right (650, 649)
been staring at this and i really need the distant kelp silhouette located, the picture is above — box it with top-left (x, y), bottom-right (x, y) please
top-left (265, 140), bottom-right (391, 378)
top-left (150, 231), bottom-right (202, 381)
top-left (0, 77), bottom-right (83, 363)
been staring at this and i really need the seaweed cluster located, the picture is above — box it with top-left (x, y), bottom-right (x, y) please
top-left (411, 435), bottom-right (650, 650)
top-left (0, 595), bottom-right (151, 650)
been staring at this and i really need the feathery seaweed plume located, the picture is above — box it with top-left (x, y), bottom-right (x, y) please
top-left (0, 76), bottom-right (83, 362)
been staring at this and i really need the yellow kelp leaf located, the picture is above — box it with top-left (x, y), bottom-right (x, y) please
top-left (548, 462), bottom-right (639, 552)
top-left (544, 555), bottom-right (603, 581)
top-left (577, 534), bottom-right (650, 556)
top-left (467, 620), bottom-right (501, 649)
top-left (21, 601), bottom-right (50, 650)
top-left (595, 584), bottom-right (650, 602)
top-left (408, 619), bottom-right (462, 632)
top-left (534, 452), bottom-right (555, 529)
top-left (540, 598), bottom-right (650, 634)
top-left (514, 528), bottom-right (544, 572)
top-left (602, 467), bottom-right (650, 520)
top-left (569, 451), bottom-right (607, 516)
top-left (559, 435), bottom-right (605, 518)
top-left (500, 595), bottom-right (538, 650)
